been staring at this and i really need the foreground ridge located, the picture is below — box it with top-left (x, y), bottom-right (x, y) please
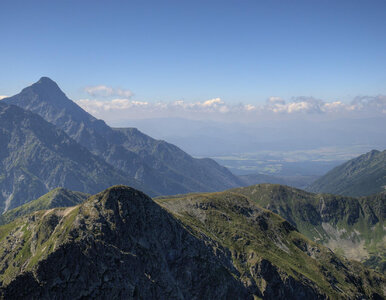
top-left (0, 186), bottom-right (384, 299)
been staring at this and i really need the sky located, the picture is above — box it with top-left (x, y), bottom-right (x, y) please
top-left (1, 0), bottom-right (386, 122)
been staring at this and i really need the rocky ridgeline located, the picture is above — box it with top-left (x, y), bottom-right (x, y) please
top-left (0, 186), bottom-right (384, 299)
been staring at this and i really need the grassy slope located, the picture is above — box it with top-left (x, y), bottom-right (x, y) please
top-left (0, 206), bottom-right (80, 285)
top-left (157, 191), bottom-right (385, 298)
top-left (0, 188), bottom-right (89, 225)
top-left (230, 184), bottom-right (385, 273)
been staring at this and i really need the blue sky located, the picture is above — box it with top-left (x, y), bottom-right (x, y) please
top-left (1, 0), bottom-right (386, 106)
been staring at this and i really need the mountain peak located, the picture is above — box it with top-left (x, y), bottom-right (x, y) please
top-left (3, 76), bottom-right (77, 114)
top-left (28, 76), bottom-right (65, 97)
top-left (37, 76), bottom-right (56, 83)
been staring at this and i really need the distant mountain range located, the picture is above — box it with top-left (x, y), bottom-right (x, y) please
top-left (0, 77), bottom-right (242, 209)
top-left (307, 149), bottom-right (386, 197)
top-left (0, 102), bottom-right (150, 212)
top-left (0, 185), bottom-right (384, 299)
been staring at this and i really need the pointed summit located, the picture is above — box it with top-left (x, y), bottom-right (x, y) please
top-left (22, 76), bottom-right (67, 101)
top-left (3, 76), bottom-right (98, 127)
top-left (35, 76), bottom-right (61, 88)
top-left (3, 76), bottom-right (68, 107)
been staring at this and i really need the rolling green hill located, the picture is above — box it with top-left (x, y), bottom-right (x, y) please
top-left (307, 149), bottom-right (386, 197)
top-left (0, 186), bottom-right (383, 299)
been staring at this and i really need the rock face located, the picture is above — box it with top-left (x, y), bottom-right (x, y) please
top-left (3, 77), bottom-right (243, 196)
top-left (0, 102), bottom-right (148, 212)
top-left (307, 149), bottom-right (386, 197)
top-left (0, 186), bottom-right (384, 299)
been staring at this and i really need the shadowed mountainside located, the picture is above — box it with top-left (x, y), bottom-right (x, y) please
top-left (3, 77), bottom-right (243, 196)
top-left (307, 149), bottom-right (386, 197)
top-left (0, 102), bottom-right (149, 212)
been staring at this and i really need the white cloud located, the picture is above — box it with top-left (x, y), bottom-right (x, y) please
top-left (263, 96), bottom-right (386, 115)
top-left (76, 98), bottom-right (148, 114)
top-left (267, 96), bottom-right (285, 104)
top-left (75, 94), bottom-right (386, 122)
top-left (202, 98), bottom-right (223, 107)
top-left (349, 95), bottom-right (386, 111)
top-left (0, 95), bottom-right (8, 100)
top-left (84, 85), bottom-right (133, 99)
top-left (244, 104), bottom-right (256, 111)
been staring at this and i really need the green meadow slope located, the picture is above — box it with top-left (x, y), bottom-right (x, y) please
top-left (230, 184), bottom-right (385, 273)
top-left (0, 187), bottom-right (89, 225)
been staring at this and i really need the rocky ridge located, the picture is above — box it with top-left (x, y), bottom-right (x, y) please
top-left (0, 186), bottom-right (383, 299)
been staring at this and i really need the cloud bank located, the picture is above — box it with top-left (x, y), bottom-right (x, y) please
top-left (76, 85), bottom-right (386, 122)
top-left (76, 95), bottom-right (386, 121)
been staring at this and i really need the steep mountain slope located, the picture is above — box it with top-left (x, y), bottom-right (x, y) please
top-left (0, 186), bottom-right (384, 299)
top-left (3, 77), bottom-right (242, 195)
top-left (0, 186), bottom-right (251, 299)
top-left (0, 102), bottom-right (149, 212)
top-left (307, 149), bottom-right (386, 197)
top-left (158, 190), bottom-right (385, 299)
top-left (230, 184), bottom-right (385, 273)
top-left (0, 188), bottom-right (89, 225)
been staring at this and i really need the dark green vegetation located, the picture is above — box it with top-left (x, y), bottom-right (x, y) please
top-left (230, 184), bottom-right (386, 273)
top-left (0, 188), bottom-right (89, 225)
top-left (0, 102), bottom-right (149, 212)
top-left (307, 149), bottom-right (386, 197)
top-left (3, 77), bottom-right (242, 198)
top-left (0, 186), bottom-right (384, 299)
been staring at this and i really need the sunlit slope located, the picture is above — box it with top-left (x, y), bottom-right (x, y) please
top-left (231, 184), bottom-right (385, 273)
